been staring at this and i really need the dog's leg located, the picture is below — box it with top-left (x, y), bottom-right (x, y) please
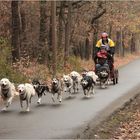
top-left (76, 82), bottom-right (79, 92)
top-left (73, 82), bottom-right (76, 94)
top-left (102, 82), bottom-right (106, 89)
top-left (52, 94), bottom-right (55, 102)
top-left (107, 79), bottom-right (110, 85)
top-left (92, 86), bottom-right (95, 95)
top-left (20, 99), bottom-right (24, 111)
top-left (84, 89), bottom-right (87, 96)
top-left (58, 92), bottom-right (62, 103)
top-left (91, 82), bottom-right (95, 95)
top-left (37, 94), bottom-right (42, 104)
top-left (37, 97), bottom-right (41, 104)
top-left (26, 99), bottom-right (30, 112)
top-left (69, 85), bottom-right (73, 96)
top-left (5, 96), bottom-right (13, 109)
top-left (69, 88), bottom-right (72, 97)
top-left (8, 97), bottom-right (13, 106)
top-left (2, 100), bottom-right (7, 111)
top-left (87, 88), bottom-right (90, 98)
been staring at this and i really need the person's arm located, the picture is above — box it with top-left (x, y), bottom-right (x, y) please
top-left (109, 39), bottom-right (115, 47)
top-left (107, 53), bottom-right (114, 63)
top-left (95, 40), bottom-right (101, 54)
top-left (95, 47), bottom-right (100, 54)
top-left (110, 47), bottom-right (115, 55)
top-left (109, 39), bottom-right (115, 55)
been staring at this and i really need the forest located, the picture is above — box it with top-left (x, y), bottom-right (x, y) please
top-left (0, 1), bottom-right (140, 82)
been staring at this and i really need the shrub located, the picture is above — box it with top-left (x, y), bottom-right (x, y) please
top-left (0, 37), bottom-right (27, 83)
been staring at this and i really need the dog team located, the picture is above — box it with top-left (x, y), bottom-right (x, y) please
top-left (0, 71), bottom-right (98, 112)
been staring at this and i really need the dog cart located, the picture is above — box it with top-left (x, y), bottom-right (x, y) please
top-left (108, 60), bottom-right (119, 85)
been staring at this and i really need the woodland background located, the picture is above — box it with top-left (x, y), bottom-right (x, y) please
top-left (0, 0), bottom-right (140, 82)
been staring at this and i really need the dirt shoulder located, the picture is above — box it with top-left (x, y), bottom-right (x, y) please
top-left (87, 93), bottom-right (140, 139)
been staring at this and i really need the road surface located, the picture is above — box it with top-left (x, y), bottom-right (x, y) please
top-left (0, 59), bottom-right (140, 139)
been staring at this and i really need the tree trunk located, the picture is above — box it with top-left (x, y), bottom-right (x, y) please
top-left (20, 1), bottom-right (27, 57)
top-left (11, 1), bottom-right (20, 62)
top-left (51, 1), bottom-right (57, 76)
top-left (91, 1), bottom-right (106, 59)
top-left (38, 0), bottom-right (47, 63)
top-left (131, 33), bottom-right (135, 54)
top-left (85, 37), bottom-right (90, 60)
top-left (64, 1), bottom-right (72, 67)
top-left (116, 31), bottom-right (120, 56)
top-left (58, 1), bottom-right (64, 50)
top-left (108, 23), bottom-right (112, 37)
top-left (92, 20), bottom-right (99, 59)
top-left (120, 29), bottom-right (125, 57)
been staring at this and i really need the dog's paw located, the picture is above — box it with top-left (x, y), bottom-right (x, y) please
top-left (1, 107), bottom-right (7, 111)
top-left (87, 95), bottom-right (90, 98)
top-left (59, 99), bottom-right (62, 103)
top-left (69, 94), bottom-right (72, 97)
top-left (92, 90), bottom-right (95, 95)
top-left (26, 108), bottom-right (30, 112)
top-left (52, 98), bottom-right (55, 102)
top-left (37, 101), bottom-right (41, 104)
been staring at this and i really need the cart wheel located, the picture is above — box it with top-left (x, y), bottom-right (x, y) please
top-left (116, 77), bottom-right (118, 84)
top-left (113, 78), bottom-right (116, 85)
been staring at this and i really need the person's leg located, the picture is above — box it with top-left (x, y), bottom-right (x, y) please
top-left (104, 63), bottom-right (110, 72)
top-left (96, 64), bottom-right (101, 73)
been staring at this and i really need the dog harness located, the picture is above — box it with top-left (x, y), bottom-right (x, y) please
top-left (1, 88), bottom-right (9, 98)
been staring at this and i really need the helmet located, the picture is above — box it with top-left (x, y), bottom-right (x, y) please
top-left (101, 32), bottom-right (108, 38)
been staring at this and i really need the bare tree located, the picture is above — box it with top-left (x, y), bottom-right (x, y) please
top-left (38, 0), bottom-right (48, 63)
top-left (64, 1), bottom-right (72, 68)
top-left (91, 1), bottom-right (106, 59)
top-left (51, 1), bottom-right (57, 76)
top-left (11, 1), bottom-right (21, 62)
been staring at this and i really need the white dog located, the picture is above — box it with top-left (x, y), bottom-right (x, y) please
top-left (83, 71), bottom-right (98, 83)
top-left (0, 78), bottom-right (17, 111)
top-left (18, 83), bottom-right (35, 112)
top-left (69, 71), bottom-right (82, 93)
top-left (62, 74), bottom-right (73, 96)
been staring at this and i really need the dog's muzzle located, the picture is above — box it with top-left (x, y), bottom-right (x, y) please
top-left (81, 81), bottom-right (87, 87)
top-left (52, 81), bottom-right (57, 85)
top-left (72, 76), bottom-right (77, 81)
top-left (100, 71), bottom-right (108, 78)
top-left (19, 90), bottom-right (25, 95)
top-left (2, 84), bottom-right (7, 88)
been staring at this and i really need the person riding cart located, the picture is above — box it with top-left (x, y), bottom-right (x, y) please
top-left (94, 45), bottom-right (113, 74)
top-left (95, 32), bottom-right (115, 61)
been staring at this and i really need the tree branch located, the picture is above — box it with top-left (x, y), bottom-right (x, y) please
top-left (91, 8), bottom-right (106, 24)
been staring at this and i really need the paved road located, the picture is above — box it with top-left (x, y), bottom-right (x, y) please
top-left (0, 59), bottom-right (140, 139)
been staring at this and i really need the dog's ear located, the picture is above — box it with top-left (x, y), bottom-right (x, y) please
top-left (56, 77), bottom-right (59, 81)
top-left (51, 76), bottom-right (55, 80)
